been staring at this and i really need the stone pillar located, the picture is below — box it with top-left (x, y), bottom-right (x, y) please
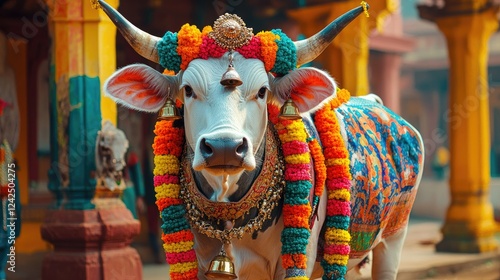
top-left (368, 6), bottom-right (414, 114)
top-left (41, 0), bottom-right (142, 278)
top-left (369, 52), bottom-right (401, 112)
top-left (41, 206), bottom-right (142, 280)
top-left (420, 2), bottom-right (499, 253)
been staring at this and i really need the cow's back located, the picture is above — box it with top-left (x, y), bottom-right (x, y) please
top-left (335, 97), bottom-right (424, 258)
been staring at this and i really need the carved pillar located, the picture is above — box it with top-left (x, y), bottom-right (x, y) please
top-left (41, 0), bottom-right (142, 278)
top-left (419, 1), bottom-right (499, 253)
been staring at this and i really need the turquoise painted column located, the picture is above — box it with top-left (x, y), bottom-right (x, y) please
top-left (42, 1), bottom-right (142, 279)
top-left (46, 0), bottom-right (119, 210)
top-left (48, 72), bottom-right (102, 210)
top-left (65, 75), bottom-right (102, 209)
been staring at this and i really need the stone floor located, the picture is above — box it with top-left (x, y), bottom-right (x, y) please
top-left (9, 219), bottom-right (500, 279)
top-left (142, 220), bottom-right (500, 280)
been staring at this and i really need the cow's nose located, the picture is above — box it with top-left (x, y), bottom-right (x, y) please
top-left (200, 138), bottom-right (248, 167)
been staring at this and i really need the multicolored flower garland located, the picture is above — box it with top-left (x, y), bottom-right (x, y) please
top-left (152, 89), bottom-right (351, 280)
top-left (157, 24), bottom-right (296, 75)
top-left (268, 105), bottom-right (313, 279)
top-left (152, 120), bottom-right (198, 280)
top-left (315, 89), bottom-right (352, 279)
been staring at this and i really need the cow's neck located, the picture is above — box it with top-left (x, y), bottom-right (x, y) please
top-left (180, 125), bottom-right (284, 235)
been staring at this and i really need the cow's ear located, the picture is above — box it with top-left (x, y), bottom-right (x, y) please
top-left (270, 67), bottom-right (337, 113)
top-left (104, 64), bottom-right (180, 112)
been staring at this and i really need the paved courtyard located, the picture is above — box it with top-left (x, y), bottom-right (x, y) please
top-left (142, 221), bottom-right (500, 280)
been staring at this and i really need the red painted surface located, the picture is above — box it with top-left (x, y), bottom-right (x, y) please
top-left (369, 51), bottom-right (402, 114)
top-left (41, 205), bottom-right (142, 280)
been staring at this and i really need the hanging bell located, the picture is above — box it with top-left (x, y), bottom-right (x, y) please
top-left (279, 99), bottom-right (301, 120)
top-left (205, 249), bottom-right (237, 279)
top-left (157, 98), bottom-right (182, 120)
top-left (220, 64), bottom-right (243, 87)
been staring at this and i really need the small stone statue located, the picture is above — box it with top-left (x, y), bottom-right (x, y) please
top-left (95, 120), bottom-right (129, 195)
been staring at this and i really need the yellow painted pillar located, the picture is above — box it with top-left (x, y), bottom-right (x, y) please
top-left (288, 1), bottom-right (396, 96)
top-left (45, 0), bottom-right (118, 208)
top-left (42, 1), bottom-right (142, 278)
top-left (288, 2), bottom-right (368, 96)
top-left (331, 2), bottom-right (370, 96)
top-left (433, 7), bottom-right (499, 253)
top-left (85, 0), bottom-right (119, 125)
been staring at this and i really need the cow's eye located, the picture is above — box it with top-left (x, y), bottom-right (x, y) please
top-left (257, 87), bottom-right (267, 99)
top-left (184, 86), bottom-right (195, 98)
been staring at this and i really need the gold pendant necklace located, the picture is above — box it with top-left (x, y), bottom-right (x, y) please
top-left (180, 125), bottom-right (285, 244)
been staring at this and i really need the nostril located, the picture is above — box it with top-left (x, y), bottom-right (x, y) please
top-left (200, 138), bottom-right (213, 157)
top-left (236, 138), bottom-right (248, 156)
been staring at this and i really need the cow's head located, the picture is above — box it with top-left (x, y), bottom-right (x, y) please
top-left (99, 0), bottom-right (366, 201)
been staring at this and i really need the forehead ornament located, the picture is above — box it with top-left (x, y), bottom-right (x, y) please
top-left (210, 14), bottom-right (251, 88)
top-left (209, 13), bottom-right (253, 50)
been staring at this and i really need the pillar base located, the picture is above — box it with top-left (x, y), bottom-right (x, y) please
top-left (436, 222), bottom-right (499, 253)
top-left (41, 201), bottom-right (142, 280)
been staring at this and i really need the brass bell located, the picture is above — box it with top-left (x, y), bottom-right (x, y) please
top-left (279, 99), bottom-right (302, 120)
top-left (205, 250), bottom-right (237, 279)
top-left (157, 98), bottom-right (182, 120)
top-left (220, 64), bottom-right (243, 87)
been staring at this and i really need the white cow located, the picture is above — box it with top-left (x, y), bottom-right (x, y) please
top-left (98, 1), bottom-right (424, 279)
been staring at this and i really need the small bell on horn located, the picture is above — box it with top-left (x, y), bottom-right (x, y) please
top-left (279, 99), bottom-right (301, 120)
top-left (205, 248), bottom-right (237, 279)
top-left (157, 98), bottom-right (182, 120)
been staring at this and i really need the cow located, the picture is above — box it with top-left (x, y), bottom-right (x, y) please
top-left (96, 1), bottom-right (424, 279)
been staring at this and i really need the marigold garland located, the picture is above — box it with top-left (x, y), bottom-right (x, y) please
top-left (308, 138), bottom-right (326, 221)
top-left (315, 88), bottom-right (352, 279)
top-left (268, 106), bottom-right (311, 280)
top-left (255, 31), bottom-right (279, 72)
top-left (152, 120), bottom-right (198, 280)
top-left (157, 24), bottom-right (296, 75)
top-left (177, 24), bottom-right (202, 70)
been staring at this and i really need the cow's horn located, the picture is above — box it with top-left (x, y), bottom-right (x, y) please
top-left (98, 0), bottom-right (161, 63)
top-left (294, 4), bottom-right (369, 66)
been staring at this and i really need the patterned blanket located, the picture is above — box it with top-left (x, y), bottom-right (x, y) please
top-left (334, 97), bottom-right (423, 258)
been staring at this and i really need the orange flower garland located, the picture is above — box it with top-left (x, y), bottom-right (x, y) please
top-left (255, 31), bottom-right (278, 72)
top-left (268, 88), bottom-right (351, 279)
top-left (315, 89), bottom-right (352, 279)
top-left (177, 24), bottom-right (203, 70)
top-left (308, 138), bottom-right (327, 223)
top-left (157, 23), bottom-right (296, 75)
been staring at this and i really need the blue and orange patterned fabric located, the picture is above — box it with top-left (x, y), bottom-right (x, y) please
top-left (334, 97), bottom-right (423, 258)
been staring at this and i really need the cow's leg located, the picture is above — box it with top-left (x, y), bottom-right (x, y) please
top-left (345, 254), bottom-right (371, 280)
top-left (371, 227), bottom-right (408, 280)
top-left (310, 256), bottom-right (369, 280)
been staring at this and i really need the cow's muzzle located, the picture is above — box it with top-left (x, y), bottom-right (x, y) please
top-left (200, 137), bottom-right (248, 169)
